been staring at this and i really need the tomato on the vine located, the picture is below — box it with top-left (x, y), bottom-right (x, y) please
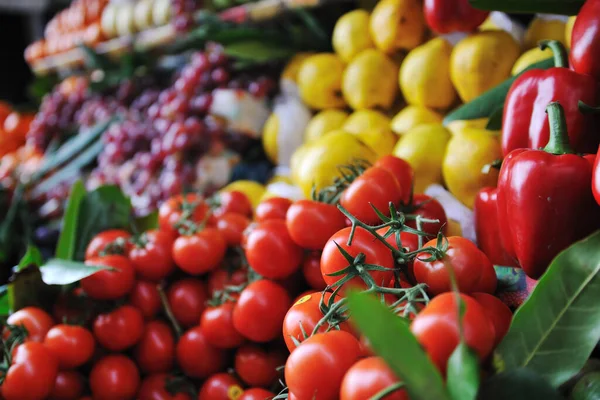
top-left (129, 280), bottom-right (162, 319)
top-left (175, 326), bottom-right (226, 379)
top-left (214, 190), bottom-right (253, 217)
top-left (255, 197), bottom-right (292, 222)
top-left (373, 155), bottom-right (414, 204)
top-left (403, 194), bottom-right (447, 236)
top-left (208, 268), bottom-right (248, 297)
top-left (44, 324), bottom-right (95, 368)
top-left (302, 252), bottom-right (327, 291)
top-left (1, 342), bottom-right (58, 400)
top-left (6, 306), bottom-right (54, 342)
top-left (172, 228), bottom-right (226, 275)
top-left (138, 374), bottom-right (192, 400)
top-left (340, 356), bottom-right (408, 400)
top-left (376, 228), bottom-right (420, 253)
top-left (167, 278), bottom-right (208, 328)
top-left (158, 193), bottom-right (209, 236)
top-left (93, 305), bottom-right (144, 351)
top-left (472, 292), bottom-right (513, 346)
top-left (286, 200), bottom-right (346, 250)
top-left (216, 212), bottom-right (251, 246)
top-left (48, 370), bottom-right (85, 400)
top-left (89, 355), bottom-right (140, 400)
top-left (85, 229), bottom-right (132, 260)
top-left (200, 303), bottom-right (245, 349)
top-left (198, 373), bottom-right (243, 400)
top-left (234, 344), bottom-right (285, 387)
top-left (134, 320), bottom-right (175, 374)
top-left (129, 230), bottom-right (175, 281)
top-left (239, 388), bottom-right (276, 400)
top-left (81, 255), bottom-right (135, 300)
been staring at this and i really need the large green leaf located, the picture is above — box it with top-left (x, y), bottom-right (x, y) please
top-left (224, 41), bottom-right (295, 63)
top-left (347, 292), bottom-right (449, 400)
top-left (0, 285), bottom-right (8, 316)
top-left (17, 245), bottom-right (44, 272)
top-left (477, 368), bottom-right (562, 400)
top-left (132, 211), bottom-right (159, 233)
top-left (447, 343), bottom-right (480, 400)
top-left (55, 181), bottom-right (86, 260)
top-left (40, 259), bottom-right (111, 285)
top-left (495, 231), bottom-right (600, 387)
top-left (469, 0), bottom-right (584, 15)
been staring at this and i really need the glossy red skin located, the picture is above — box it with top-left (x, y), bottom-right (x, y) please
top-left (198, 373), bottom-right (244, 400)
top-left (138, 374), bottom-right (192, 400)
top-left (6, 306), bottom-right (54, 342)
top-left (89, 355), bottom-right (140, 400)
top-left (404, 194), bottom-right (447, 237)
top-left (340, 166), bottom-right (403, 225)
top-left (44, 324), bottom-right (95, 368)
top-left (176, 327), bottom-right (226, 378)
top-left (172, 228), bottom-right (226, 275)
top-left (93, 305), bottom-right (144, 351)
top-left (321, 227), bottom-right (395, 290)
top-left (285, 331), bottom-right (361, 400)
top-left (85, 229), bottom-right (132, 260)
top-left (134, 320), bottom-right (175, 374)
top-left (302, 252), bottom-right (327, 291)
top-left (286, 200), bottom-right (347, 250)
top-left (239, 388), bottom-right (276, 400)
top-left (411, 293), bottom-right (495, 375)
top-left (235, 344), bottom-right (285, 387)
top-left (215, 190), bottom-right (253, 217)
top-left (1, 342), bottom-right (58, 400)
top-left (129, 280), bottom-right (162, 319)
top-left (424, 0), bottom-right (488, 34)
top-left (201, 303), bottom-right (245, 349)
top-left (474, 187), bottom-right (518, 267)
top-left (414, 236), bottom-right (497, 295)
top-left (497, 148), bottom-right (600, 278)
top-left (374, 155), bottom-right (414, 204)
top-left (81, 255), bottom-right (135, 300)
top-left (158, 193), bottom-right (209, 237)
top-left (472, 292), bottom-right (513, 346)
top-left (377, 227), bottom-right (419, 252)
top-left (245, 219), bottom-right (303, 279)
top-left (255, 197), bottom-right (292, 222)
top-left (570, 0), bottom-right (600, 81)
top-left (233, 280), bottom-right (291, 343)
top-left (130, 230), bottom-right (175, 281)
top-left (594, 146), bottom-right (600, 206)
top-left (502, 68), bottom-right (600, 156)
top-left (48, 371), bottom-right (85, 400)
top-left (216, 212), bottom-right (251, 246)
top-left (340, 357), bottom-right (408, 400)
top-left (208, 268), bottom-right (248, 297)
top-left (167, 278), bottom-right (208, 328)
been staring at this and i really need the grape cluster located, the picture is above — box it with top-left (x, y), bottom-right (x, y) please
top-left (171, 0), bottom-right (199, 33)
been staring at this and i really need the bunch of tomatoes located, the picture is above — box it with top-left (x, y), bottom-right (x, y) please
top-left (0, 154), bottom-right (514, 400)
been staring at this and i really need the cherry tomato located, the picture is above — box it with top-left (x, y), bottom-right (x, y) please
top-left (340, 356), bottom-right (408, 400)
top-left (214, 190), bottom-right (253, 217)
top-left (85, 229), bottom-right (132, 260)
top-left (302, 252), bottom-right (327, 291)
top-left (404, 194), bottom-right (447, 237)
top-left (176, 326), bottom-right (226, 378)
top-left (52, 288), bottom-right (92, 326)
top-left (89, 355), bottom-right (140, 400)
top-left (286, 200), bottom-right (346, 250)
top-left (472, 292), bottom-right (512, 346)
top-left (255, 197), bottom-right (292, 222)
top-left (167, 278), bottom-right (208, 328)
top-left (240, 388), bottom-right (275, 400)
top-left (49, 371), bottom-right (85, 400)
top-left (235, 344), bottom-right (285, 387)
top-left (340, 166), bottom-right (402, 225)
top-left (44, 324), bottom-right (95, 368)
top-left (93, 305), bottom-right (144, 351)
top-left (138, 374), bottom-right (192, 400)
top-left (216, 212), bottom-right (251, 246)
top-left (134, 320), bottom-right (175, 374)
top-left (200, 303), bottom-right (245, 349)
top-left (321, 227), bottom-right (395, 291)
top-left (208, 268), bottom-right (248, 297)
top-left (158, 193), bottom-right (209, 236)
top-left (6, 306), bottom-right (54, 342)
top-left (172, 228), bottom-right (226, 275)
top-left (376, 228), bottom-right (420, 253)
top-left (285, 330), bottom-right (361, 400)
top-left (198, 373), bottom-right (243, 400)
top-left (411, 293), bottom-right (495, 375)
top-left (233, 280), bottom-right (291, 343)
top-left (81, 255), bottom-right (135, 300)
top-left (374, 155), bottom-right (414, 204)
top-left (129, 280), bottom-right (162, 319)
top-left (413, 236), bottom-right (497, 295)
top-left (1, 342), bottom-right (58, 400)
top-left (245, 219), bottom-right (303, 279)
top-left (130, 230), bottom-right (175, 281)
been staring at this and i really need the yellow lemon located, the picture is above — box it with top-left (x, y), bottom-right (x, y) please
top-left (524, 17), bottom-right (566, 49)
top-left (390, 106), bottom-right (443, 135)
top-left (305, 109), bottom-right (349, 143)
top-left (511, 46), bottom-right (553, 75)
top-left (566, 16), bottom-right (577, 48)
top-left (446, 118), bottom-right (490, 135)
top-left (479, 15), bottom-right (499, 31)
top-left (297, 53), bottom-right (346, 110)
top-left (447, 219), bottom-right (463, 237)
top-left (344, 110), bottom-right (397, 156)
top-left (342, 49), bottom-right (399, 110)
top-left (281, 52), bottom-right (315, 83)
top-left (370, 0), bottom-right (426, 54)
top-left (399, 38), bottom-right (457, 111)
top-left (221, 181), bottom-right (266, 209)
top-left (332, 10), bottom-right (374, 63)
top-left (262, 113), bottom-right (279, 163)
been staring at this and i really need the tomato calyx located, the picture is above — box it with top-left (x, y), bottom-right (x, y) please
top-left (311, 159), bottom-right (371, 204)
top-left (0, 323), bottom-right (28, 382)
top-left (97, 237), bottom-right (129, 257)
top-left (208, 251), bottom-right (262, 307)
top-left (164, 374), bottom-right (198, 398)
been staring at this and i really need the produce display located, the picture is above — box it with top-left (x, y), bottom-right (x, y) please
top-left (2, 0), bottom-right (600, 399)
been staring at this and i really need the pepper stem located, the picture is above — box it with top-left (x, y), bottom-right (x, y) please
top-left (539, 40), bottom-right (569, 68)
top-left (543, 102), bottom-right (574, 155)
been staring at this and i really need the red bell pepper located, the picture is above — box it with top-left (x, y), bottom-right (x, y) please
top-left (502, 40), bottom-right (600, 157)
top-left (473, 187), bottom-right (517, 267)
top-left (497, 101), bottom-right (600, 279)
top-left (594, 146), bottom-right (600, 205)
top-left (423, 0), bottom-right (489, 34)
top-left (570, 0), bottom-right (600, 81)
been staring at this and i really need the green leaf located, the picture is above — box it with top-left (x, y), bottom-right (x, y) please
top-left (39, 258), bottom-right (111, 285)
top-left (80, 44), bottom-right (116, 70)
top-left (495, 231), bottom-right (600, 387)
top-left (0, 286), bottom-right (8, 316)
top-left (486, 106), bottom-right (504, 131)
top-left (447, 342), bottom-right (480, 400)
top-left (347, 291), bottom-right (449, 400)
top-left (469, 0), bottom-right (584, 15)
top-left (132, 211), bottom-right (159, 233)
top-left (55, 181), bottom-right (86, 260)
top-left (224, 41), bottom-right (295, 63)
top-left (7, 266), bottom-right (57, 312)
top-left (17, 245), bottom-right (44, 271)
top-left (477, 368), bottom-right (562, 400)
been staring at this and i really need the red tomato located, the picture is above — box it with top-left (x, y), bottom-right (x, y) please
top-left (233, 280), bottom-right (291, 343)
top-left (49, 371), bottom-right (85, 400)
top-left (93, 305), bottom-right (144, 351)
top-left (245, 219), bottom-right (303, 279)
top-left (302, 252), bottom-right (327, 291)
top-left (413, 236), bottom-right (497, 295)
top-left (176, 326), bottom-right (226, 378)
top-left (285, 330), bottom-right (361, 400)
top-left (89, 355), bottom-right (140, 400)
top-left (85, 229), bottom-right (132, 260)
top-left (129, 230), bottom-right (175, 281)
top-left (81, 255), bottom-right (135, 300)
top-left (208, 268), bottom-right (248, 297)
top-left (198, 373), bottom-right (243, 400)
top-left (44, 324), bottom-right (95, 368)
top-left (404, 194), bottom-right (447, 237)
top-left (286, 200), bottom-right (346, 250)
top-left (472, 292), bottom-right (513, 346)
top-left (214, 190), bottom-right (253, 217)
top-left (374, 155), bottom-right (414, 204)
top-left (129, 280), bottom-right (162, 319)
top-left (138, 374), bottom-right (192, 400)
top-left (1, 342), bottom-right (58, 400)
top-left (158, 193), bottom-right (209, 236)
top-left (167, 278), bottom-right (208, 328)
top-left (134, 320), bottom-right (175, 374)
top-left (216, 212), bottom-right (251, 246)
top-left (255, 197), bottom-right (292, 222)
top-left (172, 228), bottom-right (226, 275)
top-left (340, 166), bottom-right (402, 225)
top-left (321, 227), bottom-right (395, 291)
top-left (340, 357), bottom-right (408, 400)
top-left (235, 344), bottom-right (285, 387)
top-left (411, 293), bottom-right (495, 375)
top-left (377, 228), bottom-right (420, 253)
top-left (239, 388), bottom-right (275, 400)
top-left (200, 303), bottom-right (245, 349)
top-left (6, 306), bottom-right (54, 342)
